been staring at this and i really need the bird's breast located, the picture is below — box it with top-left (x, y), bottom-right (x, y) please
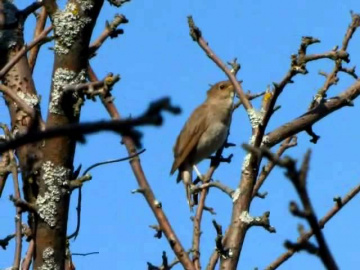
top-left (193, 121), bottom-right (228, 164)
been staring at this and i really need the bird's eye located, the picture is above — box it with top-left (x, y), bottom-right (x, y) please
top-left (219, 84), bottom-right (225, 90)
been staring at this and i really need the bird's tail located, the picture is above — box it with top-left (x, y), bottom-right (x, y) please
top-left (180, 166), bottom-right (194, 212)
top-left (185, 182), bottom-right (193, 212)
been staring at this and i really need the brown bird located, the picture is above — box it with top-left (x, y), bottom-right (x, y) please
top-left (170, 81), bottom-right (235, 209)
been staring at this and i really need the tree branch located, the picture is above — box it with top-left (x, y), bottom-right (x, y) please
top-left (252, 136), bottom-right (297, 198)
top-left (244, 145), bottom-right (338, 270)
top-left (187, 16), bottom-right (252, 112)
top-left (89, 14), bottom-right (128, 56)
top-left (88, 65), bottom-right (195, 270)
top-left (265, 79), bottom-right (360, 148)
top-left (0, 26), bottom-right (53, 79)
top-left (67, 149), bottom-right (146, 240)
top-left (28, 7), bottom-right (48, 72)
top-left (266, 181), bottom-right (360, 269)
top-left (0, 98), bottom-right (181, 154)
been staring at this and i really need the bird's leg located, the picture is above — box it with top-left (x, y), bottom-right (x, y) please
top-left (193, 165), bottom-right (203, 181)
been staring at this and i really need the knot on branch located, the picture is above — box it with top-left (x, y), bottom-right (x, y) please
top-left (149, 224), bottom-right (162, 239)
top-left (291, 54), bottom-right (308, 74)
top-left (212, 220), bottom-right (232, 259)
top-left (333, 50), bottom-right (350, 63)
top-left (289, 201), bottom-right (309, 218)
top-left (9, 195), bottom-right (37, 213)
top-left (305, 126), bottom-right (320, 144)
top-left (187, 16), bottom-right (202, 41)
top-left (68, 174), bottom-right (92, 190)
top-left (107, 0), bottom-right (130, 7)
top-left (299, 36), bottom-right (320, 55)
top-left (255, 191), bottom-right (268, 199)
top-left (227, 58), bottom-right (241, 75)
top-left (239, 211), bottom-right (276, 233)
top-left (284, 239), bottom-right (319, 255)
top-left (107, 14), bottom-right (128, 38)
top-left (147, 251), bottom-right (174, 270)
top-left (333, 196), bottom-right (342, 208)
top-left (350, 11), bottom-right (360, 27)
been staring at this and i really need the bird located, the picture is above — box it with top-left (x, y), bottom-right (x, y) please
top-left (170, 81), bottom-right (235, 209)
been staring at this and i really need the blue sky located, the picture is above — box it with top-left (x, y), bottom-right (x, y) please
top-left (1, 0), bottom-right (360, 269)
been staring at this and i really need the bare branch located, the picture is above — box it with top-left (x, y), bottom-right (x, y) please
top-left (308, 13), bottom-right (360, 111)
top-left (9, 195), bottom-right (38, 213)
top-left (245, 145), bottom-right (338, 270)
top-left (89, 14), bottom-right (129, 56)
top-left (265, 79), bottom-right (360, 148)
top-left (28, 7), bottom-right (48, 72)
top-left (265, 181), bottom-right (360, 269)
top-left (67, 149), bottom-right (147, 240)
top-left (88, 66), bottom-right (195, 270)
top-left (82, 149), bottom-right (146, 175)
top-left (0, 98), bottom-right (181, 154)
top-left (72, 252), bottom-right (100, 256)
top-left (191, 181), bottom-right (234, 199)
top-left (0, 26), bottom-right (53, 79)
top-left (252, 136), bottom-right (297, 198)
top-left (0, 151), bottom-right (11, 198)
top-left (212, 220), bottom-right (231, 259)
top-left (191, 140), bottom-right (234, 269)
top-left (239, 211), bottom-right (276, 233)
top-left (233, 91), bottom-right (266, 111)
top-left (187, 16), bottom-right (252, 111)
top-left (68, 174), bottom-right (92, 190)
top-left (21, 239), bottom-right (34, 270)
top-left (8, 149), bottom-right (22, 269)
top-left (20, 1), bottom-right (44, 20)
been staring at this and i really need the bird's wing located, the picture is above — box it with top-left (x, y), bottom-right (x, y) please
top-left (170, 104), bottom-right (209, 175)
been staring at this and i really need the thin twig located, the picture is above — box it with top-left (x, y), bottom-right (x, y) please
top-left (244, 145), bottom-right (338, 270)
top-left (266, 181), bottom-right (360, 269)
top-left (233, 91), bottom-right (266, 111)
top-left (89, 14), bottom-right (128, 56)
top-left (252, 136), bottom-right (297, 197)
top-left (88, 65), bottom-right (195, 270)
top-left (67, 149), bottom-right (146, 240)
top-left (0, 151), bottom-right (11, 197)
top-left (187, 16), bottom-right (252, 111)
top-left (21, 239), bottom-right (34, 270)
top-left (191, 142), bottom-right (232, 269)
top-left (265, 79), bottom-right (360, 148)
top-left (72, 251), bottom-right (99, 256)
top-left (309, 14), bottom-right (360, 110)
top-left (10, 151), bottom-right (22, 269)
top-left (28, 7), bottom-right (48, 72)
top-left (20, 1), bottom-right (44, 20)
top-left (191, 181), bottom-right (234, 199)
top-left (0, 125), bottom-right (22, 268)
top-left (0, 26), bottom-right (53, 79)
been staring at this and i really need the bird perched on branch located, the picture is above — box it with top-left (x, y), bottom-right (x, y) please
top-left (170, 81), bottom-right (235, 210)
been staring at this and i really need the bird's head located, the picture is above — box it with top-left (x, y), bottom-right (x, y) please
top-left (206, 81), bottom-right (235, 102)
